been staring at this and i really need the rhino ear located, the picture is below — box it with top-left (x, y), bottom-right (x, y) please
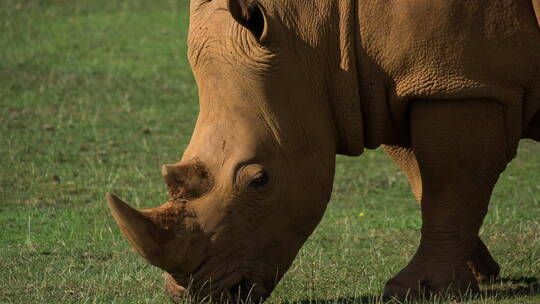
top-left (229, 0), bottom-right (266, 40)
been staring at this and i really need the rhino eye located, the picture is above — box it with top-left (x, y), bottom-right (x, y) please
top-left (229, 0), bottom-right (266, 41)
top-left (243, 4), bottom-right (265, 39)
top-left (249, 171), bottom-right (269, 187)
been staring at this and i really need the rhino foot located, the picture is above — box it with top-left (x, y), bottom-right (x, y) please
top-left (383, 255), bottom-right (479, 301)
top-left (467, 239), bottom-right (500, 284)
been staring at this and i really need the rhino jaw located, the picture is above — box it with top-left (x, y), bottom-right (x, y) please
top-left (106, 193), bottom-right (178, 271)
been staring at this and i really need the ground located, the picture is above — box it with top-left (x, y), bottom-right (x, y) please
top-left (1, 0), bottom-right (539, 303)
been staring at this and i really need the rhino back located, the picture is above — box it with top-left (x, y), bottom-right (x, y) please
top-left (357, 0), bottom-right (539, 99)
top-left (355, 0), bottom-right (540, 147)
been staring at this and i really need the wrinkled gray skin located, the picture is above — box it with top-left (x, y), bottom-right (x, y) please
top-left (108, 0), bottom-right (540, 302)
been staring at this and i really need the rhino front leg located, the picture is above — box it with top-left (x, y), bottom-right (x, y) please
top-left (383, 145), bottom-right (500, 283)
top-left (383, 99), bottom-right (518, 299)
top-left (467, 239), bottom-right (500, 283)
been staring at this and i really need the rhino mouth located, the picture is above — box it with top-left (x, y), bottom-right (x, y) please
top-left (226, 278), bottom-right (269, 303)
top-left (164, 272), bottom-right (269, 303)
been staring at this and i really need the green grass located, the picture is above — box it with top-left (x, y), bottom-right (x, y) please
top-left (1, 0), bottom-right (539, 303)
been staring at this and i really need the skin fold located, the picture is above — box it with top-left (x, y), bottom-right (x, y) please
top-left (107, 0), bottom-right (540, 302)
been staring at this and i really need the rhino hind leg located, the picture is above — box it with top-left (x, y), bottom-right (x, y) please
top-left (383, 99), bottom-right (518, 300)
top-left (383, 145), bottom-right (501, 284)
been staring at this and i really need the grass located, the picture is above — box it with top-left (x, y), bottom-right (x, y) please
top-left (1, 0), bottom-right (539, 303)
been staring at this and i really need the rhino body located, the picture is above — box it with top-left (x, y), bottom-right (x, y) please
top-left (107, 0), bottom-right (540, 302)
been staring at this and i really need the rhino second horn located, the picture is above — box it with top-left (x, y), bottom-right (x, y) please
top-left (162, 164), bottom-right (180, 184)
top-left (106, 193), bottom-right (175, 271)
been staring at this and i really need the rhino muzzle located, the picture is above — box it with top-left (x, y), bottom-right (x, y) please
top-left (108, 157), bottom-right (284, 302)
top-left (164, 272), bottom-right (270, 304)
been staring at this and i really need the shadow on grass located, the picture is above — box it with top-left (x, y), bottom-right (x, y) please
top-left (483, 277), bottom-right (539, 299)
top-left (285, 277), bottom-right (539, 304)
top-left (283, 295), bottom-right (379, 304)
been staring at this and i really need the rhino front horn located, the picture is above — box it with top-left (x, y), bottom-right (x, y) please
top-left (106, 193), bottom-right (175, 270)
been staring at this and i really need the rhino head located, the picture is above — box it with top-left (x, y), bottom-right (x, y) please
top-left (108, 0), bottom-right (363, 302)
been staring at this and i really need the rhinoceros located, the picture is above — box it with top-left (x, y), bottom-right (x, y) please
top-left (106, 0), bottom-right (540, 302)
